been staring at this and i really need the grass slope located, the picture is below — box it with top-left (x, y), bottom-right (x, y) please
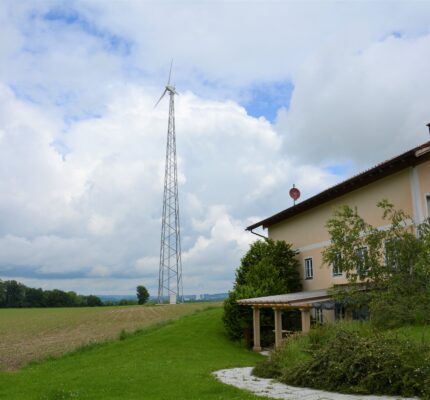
top-left (0, 307), bottom-right (263, 400)
top-left (0, 303), bottom-right (213, 371)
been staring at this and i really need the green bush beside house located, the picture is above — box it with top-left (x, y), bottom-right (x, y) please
top-left (223, 239), bottom-right (302, 344)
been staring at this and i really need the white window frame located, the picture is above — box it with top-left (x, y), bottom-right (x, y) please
top-left (304, 257), bottom-right (313, 280)
top-left (356, 246), bottom-right (369, 278)
top-left (314, 307), bottom-right (323, 323)
top-left (332, 253), bottom-right (342, 277)
top-left (384, 239), bottom-right (398, 269)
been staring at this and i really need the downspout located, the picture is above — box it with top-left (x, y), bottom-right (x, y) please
top-left (247, 228), bottom-right (269, 241)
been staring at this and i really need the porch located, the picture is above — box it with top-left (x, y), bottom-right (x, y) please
top-left (236, 289), bottom-right (332, 351)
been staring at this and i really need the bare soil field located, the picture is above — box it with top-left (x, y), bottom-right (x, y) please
top-left (0, 303), bottom-right (215, 371)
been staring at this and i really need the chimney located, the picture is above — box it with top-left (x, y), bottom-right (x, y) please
top-left (427, 123), bottom-right (430, 135)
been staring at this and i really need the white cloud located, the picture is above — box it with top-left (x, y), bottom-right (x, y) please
top-left (0, 81), bottom-right (339, 294)
top-left (277, 33), bottom-right (430, 167)
top-left (1, 1), bottom-right (430, 295)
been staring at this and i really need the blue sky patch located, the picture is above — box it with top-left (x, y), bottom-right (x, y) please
top-left (42, 6), bottom-right (132, 56)
top-left (242, 81), bottom-right (294, 123)
top-left (9, 84), bottom-right (38, 104)
top-left (325, 162), bottom-right (353, 177)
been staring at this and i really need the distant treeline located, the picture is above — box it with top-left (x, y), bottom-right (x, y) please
top-left (0, 279), bottom-right (105, 308)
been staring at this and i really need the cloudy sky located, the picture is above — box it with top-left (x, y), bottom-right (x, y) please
top-left (1, 1), bottom-right (430, 296)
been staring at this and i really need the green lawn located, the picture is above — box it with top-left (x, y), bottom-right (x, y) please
top-left (0, 307), bottom-right (263, 400)
top-left (0, 303), bottom-right (214, 371)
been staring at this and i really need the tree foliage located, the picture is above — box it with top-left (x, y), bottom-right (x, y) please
top-left (136, 285), bottom-right (150, 305)
top-left (223, 239), bottom-right (302, 341)
top-left (323, 200), bottom-right (430, 327)
top-left (0, 279), bottom-right (104, 308)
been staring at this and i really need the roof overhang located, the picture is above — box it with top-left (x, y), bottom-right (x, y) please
top-left (247, 141), bottom-right (430, 231)
top-left (236, 289), bottom-right (331, 309)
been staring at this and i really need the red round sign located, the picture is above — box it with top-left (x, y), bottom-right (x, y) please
top-left (289, 187), bottom-right (301, 201)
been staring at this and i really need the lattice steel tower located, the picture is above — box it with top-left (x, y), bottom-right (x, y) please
top-left (156, 64), bottom-right (183, 304)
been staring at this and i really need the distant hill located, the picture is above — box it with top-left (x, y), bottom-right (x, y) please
top-left (98, 295), bottom-right (137, 302)
top-left (99, 293), bottom-right (228, 303)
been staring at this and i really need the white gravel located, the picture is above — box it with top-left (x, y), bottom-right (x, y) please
top-left (213, 367), bottom-right (416, 400)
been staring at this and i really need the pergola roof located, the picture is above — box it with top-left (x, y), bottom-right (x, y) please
top-left (236, 289), bottom-right (330, 308)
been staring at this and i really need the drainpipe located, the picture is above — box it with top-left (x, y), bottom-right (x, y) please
top-left (247, 228), bottom-right (268, 241)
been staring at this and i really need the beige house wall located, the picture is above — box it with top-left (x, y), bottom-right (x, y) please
top-left (268, 167), bottom-right (429, 291)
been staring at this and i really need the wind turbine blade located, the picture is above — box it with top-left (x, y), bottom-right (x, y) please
top-left (154, 89), bottom-right (167, 108)
top-left (167, 59), bottom-right (173, 85)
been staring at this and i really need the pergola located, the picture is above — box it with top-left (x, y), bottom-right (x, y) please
top-left (236, 289), bottom-right (331, 351)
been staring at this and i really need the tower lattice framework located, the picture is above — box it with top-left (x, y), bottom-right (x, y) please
top-left (158, 86), bottom-right (183, 304)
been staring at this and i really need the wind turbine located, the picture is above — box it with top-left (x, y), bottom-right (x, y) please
top-left (155, 62), bottom-right (178, 107)
top-left (156, 62), bottom-right (183, 304)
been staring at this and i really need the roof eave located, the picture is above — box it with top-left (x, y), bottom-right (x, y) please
top-left (246, 141), bottom-right (430, 231)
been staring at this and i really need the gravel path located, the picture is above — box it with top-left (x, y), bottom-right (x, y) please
top-left (213, 367), bottom-right (415, 400)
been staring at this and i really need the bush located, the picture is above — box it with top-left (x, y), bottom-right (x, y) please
top-left (223, 239), bottom-right (301, 342)
top-left (254, 323), bottom-right (430, 398)
top-left (253, 333), bottom-right (310, 379)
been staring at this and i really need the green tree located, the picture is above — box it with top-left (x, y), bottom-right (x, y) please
top-left (86, 294), bottom-right (103, 307)
top-left (0, 280), bottom-right (5, 307)
top-left (223, 239), bottom-right (302, 341)
top-left (4, 280), bottom-right (25, 307)
top-left (136, 285), bottom-right (150, 305)
top-left (323, 200), bottom-right (430, 328)
top-left (0, 279), bottom-right (105, 308)
top-left (44, 289), bottom-right (74, 307)
top-left (23, 287), bottom-right (45, 307)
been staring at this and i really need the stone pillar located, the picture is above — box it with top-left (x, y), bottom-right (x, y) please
top-left (273, 308), bottom-right (283, 348)
top-left (301, 308), bottom-right (311, 333)
top-left (252, 306), bottom-right (262, 352)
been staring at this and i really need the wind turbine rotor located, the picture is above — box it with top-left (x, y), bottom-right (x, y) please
top-left (154, 88), bottom-right (168, 108)
top-left (167, 59), bottom-right (173, 86)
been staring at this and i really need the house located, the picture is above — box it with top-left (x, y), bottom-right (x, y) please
top-left (238, 138), bottom-right (430, 351)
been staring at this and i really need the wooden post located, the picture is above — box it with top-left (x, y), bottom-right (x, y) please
top-left (252, 306), bottom-right (262, 352)
top-left (273, 308), bottom-right (283, 348)
top-left (301, 308), bottom-right (311, 333)
top-left (345, 309), bottom-right (353, 321)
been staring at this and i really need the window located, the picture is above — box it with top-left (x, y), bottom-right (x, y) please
top-left (356, 247), bottom-right (369, 278)
top-left (384, 239), bottom-right (399, 270)
top-left (427, 195), bottom-right (430, 218)
top-left (332, 253), bottom-right (342, 277)
top-left (335, 304), bottom-right (346, 320)
top-left (314, 307), bottom-right (323, 324)
top-left (304, 257), bottom-right (313, 279)
top-left (352, 307), bottom-right (369, 321)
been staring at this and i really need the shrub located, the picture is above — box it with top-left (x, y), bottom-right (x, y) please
top-left (254, 323), bottom-right (430, 398)
top-left (253, 333), bottom-right (310, 379)
top-left (223, 239), bottom-right (301, 342)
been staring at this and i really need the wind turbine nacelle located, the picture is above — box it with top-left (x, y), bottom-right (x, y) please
top-left (166, 85), bottom-right (178, 95)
